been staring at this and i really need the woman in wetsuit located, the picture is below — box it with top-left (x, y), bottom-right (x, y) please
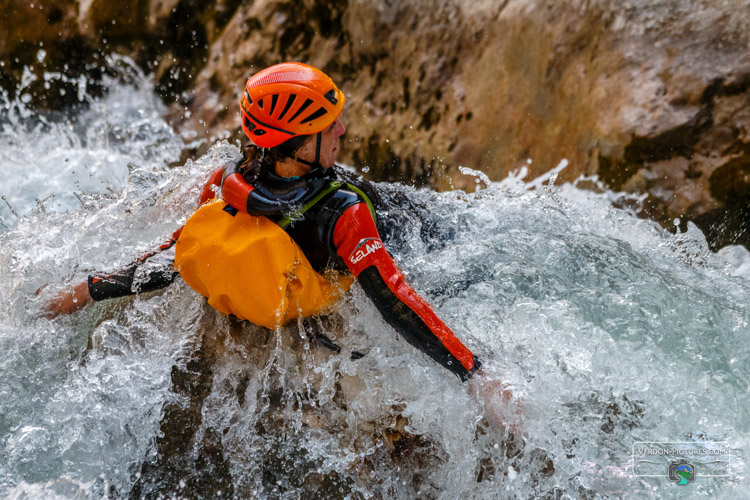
top-left (46, 63), bottom-right (481, 381)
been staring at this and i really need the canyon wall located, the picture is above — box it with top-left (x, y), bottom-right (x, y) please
top-left (2, 0), bottom-right (748, 248)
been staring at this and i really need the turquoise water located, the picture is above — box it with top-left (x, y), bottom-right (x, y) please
top-left (0, 60), bottom-right (748, 498)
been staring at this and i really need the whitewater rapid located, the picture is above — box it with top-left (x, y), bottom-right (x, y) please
top-left (1, 60), bottom-right (748, 499)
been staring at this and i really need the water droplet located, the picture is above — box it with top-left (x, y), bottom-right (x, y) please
top-left (362, 166), bottom-right (370, 173)
top-left (36, 49), bottom-right (46, 63)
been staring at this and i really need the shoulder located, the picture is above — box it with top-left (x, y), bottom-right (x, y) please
top-left (332, 166), bottom-right (382, 208)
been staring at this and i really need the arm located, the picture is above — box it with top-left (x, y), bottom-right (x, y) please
top-left (42, 229), bottom-right (181, 317)
top-left (42, 163), bottom-right (222, 318)
top-left (87, 228), bottom-right (181, 301)
top-left (332, 202), bottom-right (481, 381)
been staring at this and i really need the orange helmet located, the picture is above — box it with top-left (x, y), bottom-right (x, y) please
top-left (240, 62), bottom-right (345, 148)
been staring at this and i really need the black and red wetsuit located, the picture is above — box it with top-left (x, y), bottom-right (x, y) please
top-left (89, 156), bottom-right (482, 381)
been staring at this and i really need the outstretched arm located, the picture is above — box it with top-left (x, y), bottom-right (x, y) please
top-left (332, 202), bottom-right (481, 380)
top-left (42, 163), bottom-right (224, 318)
top-left (42, 229), bottom-right (181, 317)
top-left (87, 227), bottom-right (182, 300)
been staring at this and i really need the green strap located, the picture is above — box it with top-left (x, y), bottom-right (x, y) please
top-left (276, 180), bottom-right (377, 229)
top-left (345, 183), bottom-right (377, 223)
top-left (277, 181), bottom-right (342, 229)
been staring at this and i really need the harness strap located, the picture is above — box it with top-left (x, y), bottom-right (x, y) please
top-left (277, 180), bottom-right (342, 229)
top-left (276, 180), bottom-right (378, 229)
top-left (291, 132), bottom-right (324, 173)
top-left (344, 183), bottom-right (377, 222)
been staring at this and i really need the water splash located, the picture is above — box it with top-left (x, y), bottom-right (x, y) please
top-left (0, 63), bottom-right (748, 498)
top-left (0, 55), bottom-right (183, 232)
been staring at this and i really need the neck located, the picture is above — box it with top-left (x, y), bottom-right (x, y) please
top-left (275, 157), bottom-right (312, 178)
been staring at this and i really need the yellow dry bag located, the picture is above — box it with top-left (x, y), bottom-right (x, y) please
top-left (174, 200), bottom-right (352, 328)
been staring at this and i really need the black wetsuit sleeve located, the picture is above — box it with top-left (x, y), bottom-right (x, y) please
top-left (88, 235), bottom-right (180, 301)
top-left (356, 267), bottom-right (482, 380)
top-left (332, 202), bottom-right (481, 381)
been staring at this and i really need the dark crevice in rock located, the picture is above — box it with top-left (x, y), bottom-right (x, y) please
top-left (693, 155), bottom-right (750, 250)
top-left (710, 156), bottom-right (750, 206)
top-left (693, 204), bottom-right (750, 251)
top-left (599, 108), bottom-right (714, 190)
top-left (716, 72), bottom-right (750, 99)
top-left (4, 36), bottom-right (110, 111)
top-left (352, 134), bottom-right (434, 187)
top-left (598, 74), bottom-right (750, 192)
top-left (46, 6), bottom-right (63, 24)
top-left (138, 1), bottom-right (213, 103)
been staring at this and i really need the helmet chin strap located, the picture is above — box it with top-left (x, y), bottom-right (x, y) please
top-left (293, 132), bottom-right (324, 174)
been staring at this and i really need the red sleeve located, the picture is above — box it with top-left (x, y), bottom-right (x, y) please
top-left (199, 167), bottom-right (224, 205)
top-left (333, 203), bottom-right (479, 377)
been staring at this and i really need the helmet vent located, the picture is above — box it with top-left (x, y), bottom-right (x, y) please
top-left (324, 89), bottom-right (338, 105)
top-left (243, 90), bottom-right (253, 105)
top-left (301, 107), bottom-right (328, 124)
top-left (288, 98), bottom-right (313, 122)
top-left (270, 94), bottom-right (279, 114)
top-left (258, 98), bottom-right (264, 110)
top-left (278, 94), bottom-right (296, 120)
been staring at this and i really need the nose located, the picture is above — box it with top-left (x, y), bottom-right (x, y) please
top-left (334, 119), bottom-right (346, 137)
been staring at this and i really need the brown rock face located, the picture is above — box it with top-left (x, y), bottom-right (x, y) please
top-left (163, 0), bottom-right (750, 249)
top-left (1, 1), bottom-right (91, 108)
top-left (2, 0), bottom-right (749, 249)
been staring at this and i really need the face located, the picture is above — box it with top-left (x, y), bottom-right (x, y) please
top-left (295, 118), bottom-right (346, 169)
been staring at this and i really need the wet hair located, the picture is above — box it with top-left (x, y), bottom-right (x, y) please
top-left (239, 134), bottom-right (311, 181)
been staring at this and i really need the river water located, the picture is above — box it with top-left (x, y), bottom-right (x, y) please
top-left (1, 58), bottom-right (748, 499)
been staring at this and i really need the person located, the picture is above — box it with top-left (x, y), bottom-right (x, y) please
top-left (44, 62), bottom-right (482, 381)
